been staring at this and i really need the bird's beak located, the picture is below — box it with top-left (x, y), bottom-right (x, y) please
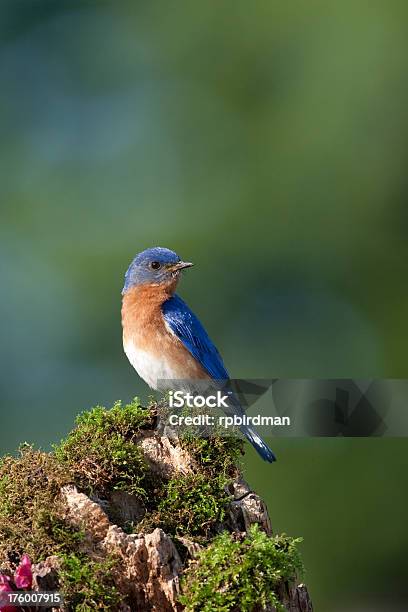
top-left (170, 261), bottom-right (194, 271)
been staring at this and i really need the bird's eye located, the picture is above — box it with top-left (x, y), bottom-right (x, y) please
top-left (150, 261), bottom-right (161, 270)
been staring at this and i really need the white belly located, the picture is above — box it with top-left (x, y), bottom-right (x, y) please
top-left (124, 340), bottom-right (180, 391)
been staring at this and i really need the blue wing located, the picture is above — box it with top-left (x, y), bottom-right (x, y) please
top-left (162, 295), bottom-right (276, 462)
top-left (162, 294), bottom-right (229, 380)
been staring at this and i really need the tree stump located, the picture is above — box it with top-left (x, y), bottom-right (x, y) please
top-left (30, 432), bottom-right (313, 611)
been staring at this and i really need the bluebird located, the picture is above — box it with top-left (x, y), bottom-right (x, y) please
top-left (121, 247), bottom-right (276, 463)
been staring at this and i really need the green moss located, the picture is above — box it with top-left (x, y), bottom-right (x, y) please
top-left (140, 472), bottom-right (230, 539)
top-left (0, 398), bottom-right (306, 611)
top-left (0, 445), bottom-right (75, 562)
top-left (0, 400), bottom-right (153, 609)
top-left (59, 553), bottom-right (121, 611)
top-left (54, 399), bottom-right (153, 497)
top-left (179, 434), bottom-right (244, 479)
top-left (180, 524), bottom-right (304, 612)
top-left (137, 431), bottom-right (243, 539)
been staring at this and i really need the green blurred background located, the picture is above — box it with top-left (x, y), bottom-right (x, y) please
top-left (1, 1), bottom-right (407, 609)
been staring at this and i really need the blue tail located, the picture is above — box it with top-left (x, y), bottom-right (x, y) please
top-left (241, 424), bottom-right (276, 463)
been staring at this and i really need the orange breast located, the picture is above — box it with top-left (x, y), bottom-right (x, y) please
top-left (121, 284), bottom-right (209, 380)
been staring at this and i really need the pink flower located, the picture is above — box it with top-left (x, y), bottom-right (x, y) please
top-left (0, 554), bottom-right (33, 611)
top-left (0, 575), bottom-right (12, 589)
top-left (0, 574), bottom-right (18, 612)
top-left (14, 554), bottom-right (32, 590)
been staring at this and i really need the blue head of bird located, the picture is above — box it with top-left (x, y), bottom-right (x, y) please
top-left (122, 247), bottom-right (193, 294)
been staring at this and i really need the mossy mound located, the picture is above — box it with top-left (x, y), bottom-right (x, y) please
top-left (180, 525), bottom-right (304, 612)
top-left (0, 445), bottom-right (121, 610)
top-left (0, 398), bottom-right (306, 611)
top-left (54, 400), bottom-right (154, 498)
top-left (0, 445), bottom-right (72, 561)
